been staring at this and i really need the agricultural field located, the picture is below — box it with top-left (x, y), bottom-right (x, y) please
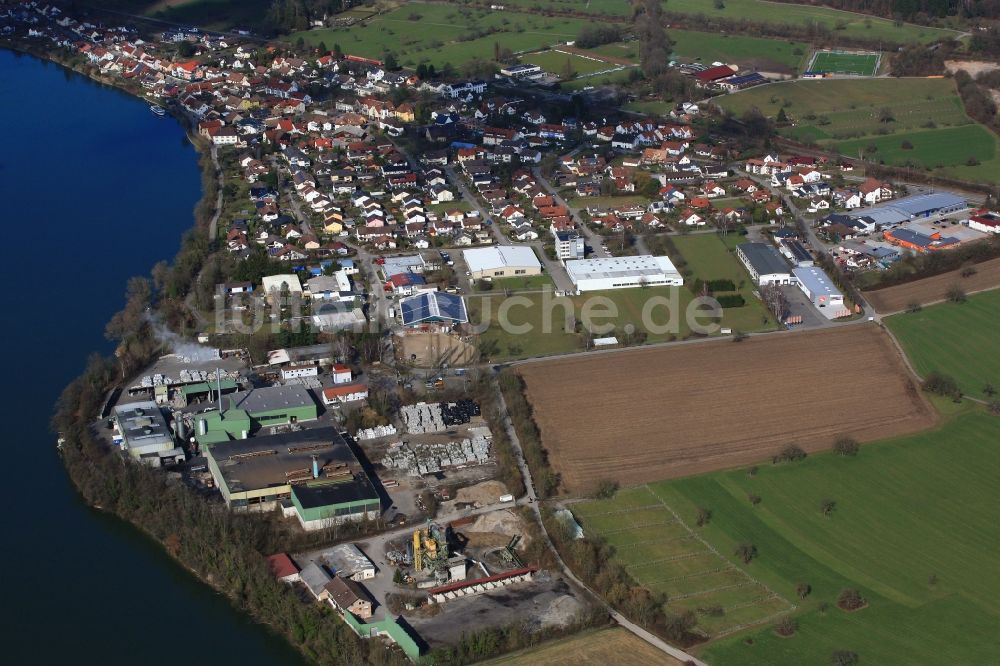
top-left (573, 486), bottom-right (795, 638)
top-left (518, 325), bottom-right (936, 492)
top-left (496, 0), bottom-right (960, 44)
top-left (836, 124), bottom-right (1000, 176)
top-left (593, 32), bottom-right (809, 72)
top-left (292, 4), bottom-right (595, 69)
top-left (885, 288), bottom-right (1000, 400)
top-left (520, 49), bottom-right (615, 79)
top-left (649, 409), bottom-right (1000, 665)
top-left (481, 626), bottom-right (683, 665)
top-left (863, 256), bottom-right (1000, 313)
top-left (718, 78), bottom-right (1000, 182)
top-left (807, 50), bottom-right (880, 76)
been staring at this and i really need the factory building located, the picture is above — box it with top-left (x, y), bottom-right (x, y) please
top-left (737, 242), bottom-right (795, 285)
top-left (792, 266), bottom-right (844, 309)
top-left (111, 401), bottom-right (184, 466)
top-left (204, 426), bottom-right (381, 529)
top-left (193, 385), bottom-right (318, 445)
top-left (464, 246), bottom-right (542, 279)
top-left (565, 255), bottom-right (683, 292)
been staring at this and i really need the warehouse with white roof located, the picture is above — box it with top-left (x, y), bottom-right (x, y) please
top-left (464, 246), bottom-right (542, 279)
top-left (566, 255), bottom-right (684, 292)
top-left (792, 266), bottom-right (844, 310)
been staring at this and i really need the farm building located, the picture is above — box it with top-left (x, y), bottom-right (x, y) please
top-left (792, 266), bottom-right (844, 309)
top-left (694, 64), bottom-right (738, 83)
top-left (566, 255), bottom-right (683, 292)
top-left (400, 291), bottom-right (469, 327)
top-left (203, 426), bottom-right (381, 530)
top-left (736, 242), bottom-right (795, 285)
top-left (464, 245), bottom-right (541, 279)
top-left (718, 72), bottom-right (766, 91)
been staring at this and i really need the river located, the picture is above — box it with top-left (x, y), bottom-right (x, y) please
top-left (0, 49), bottom-right (304, 664)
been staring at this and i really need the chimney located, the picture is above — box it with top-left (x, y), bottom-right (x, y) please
top-left (311, 455), bottom-right (320, 479)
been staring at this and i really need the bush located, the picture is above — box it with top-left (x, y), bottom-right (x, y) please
top-left (900, 139), bottom-right (914, 150)
top-left (837, 588), bottom-right (867, 611)
top-left (734, 542), bottom-right (757, 564)
top-left (960, 263), bottom-right (978, 278)
top-left (946, 285), bottom-right (967, 303)
top-left (716, 294), bottom-right (746, 308)
top-left (773, 444), bottom-right (807, 464)
top-left (774, 617), bottom-right (798, 637)
top-left (796, 582), bottom-right (811, 599)
top-left (820, 498), bottom-right (837, 516)
top-left (830, 650), bottom-right (860, 666)
top-left (706, 279), bottom-right (736, 292)
top-left (834, 436), bottom-right (859, 457)
top-left (594, 479), bottom-right (619, 499)
top-left (695, 507), bottom-right (712, 527)
top-left (922, 371), bottom-right (961, 400)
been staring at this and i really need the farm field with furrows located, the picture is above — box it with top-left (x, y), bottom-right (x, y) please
top-left (518, 325), bottom-right (935, 492)
top-left (885, 288), bottom-right (1000, 401)
top-left (862, 255), bottom-right (1000, 313)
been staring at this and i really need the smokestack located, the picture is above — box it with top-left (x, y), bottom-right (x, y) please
top-left (216, 367), bottom-right (223, 414)
top-left (311, 455), bottom-right (320, 479)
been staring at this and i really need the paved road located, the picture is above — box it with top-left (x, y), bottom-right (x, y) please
top-left (443, 164), bottom-right (511, 245)
top-left (493, 381), bottom-right (708, 666)
top-left (532, 167), bottom-right (609, 258)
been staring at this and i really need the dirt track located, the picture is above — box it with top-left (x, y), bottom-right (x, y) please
top-left (519, 325), bottom-right (936, 493)
top-left (864, 257), bottom-right (1000, 314)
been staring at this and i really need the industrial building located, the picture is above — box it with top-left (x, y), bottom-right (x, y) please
top-left (193, 384), bottom-right (319, 445)
top-left (883, 227), bottom-right (960, 253)
top-left (736, 243), bottom-right (795, 285)
top-left (111, 401), bottom-right (185, 466)
top-left (565, 255), bottom-right (683, 292)
top-left (464, 245), bottom-right (542, 279)
top-left (849, 191), bottom-right (967, 229)
top-left (792, 266), bottom-right (845, 310)
top-left (261, 274), bottom-right (302, 300)
top-left (399, 291), bottom-right (469, 327)
top-left (266, 344), bottom-right (334, 367)
top-left (204, 426), bottom-right (381, 529)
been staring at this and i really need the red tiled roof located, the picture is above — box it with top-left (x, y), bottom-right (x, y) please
top-left (267, 553), bottom-right (299, 579)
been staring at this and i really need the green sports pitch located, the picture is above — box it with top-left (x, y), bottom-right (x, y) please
top-left (808, 50), bottom-right (880, 76)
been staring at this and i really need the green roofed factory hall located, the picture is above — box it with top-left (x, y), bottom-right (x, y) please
top-left (204, 426), bottom-right (381, 531)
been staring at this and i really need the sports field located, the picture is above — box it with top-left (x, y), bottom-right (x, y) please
top-left (292, 4), bottom-right (595, 69)
top-left (482, 627), bottom-right (684, 665)
top-left (647, 409), bottom-right (1000, 665)
top-left (885, 288), bottom-right (1000, 400)
top-left (520, 49), bottom-right (614, 78)
top-left (808, 50), bottom-right (879, 76)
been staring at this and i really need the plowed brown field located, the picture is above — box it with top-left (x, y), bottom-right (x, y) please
top-left (519, 325), bottom-right (936, 492)
top-left (864, 257), bottom-right (1000, 314)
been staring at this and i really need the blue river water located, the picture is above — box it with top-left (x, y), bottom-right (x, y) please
top-left (0, 49), bottom-right (303, 664)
